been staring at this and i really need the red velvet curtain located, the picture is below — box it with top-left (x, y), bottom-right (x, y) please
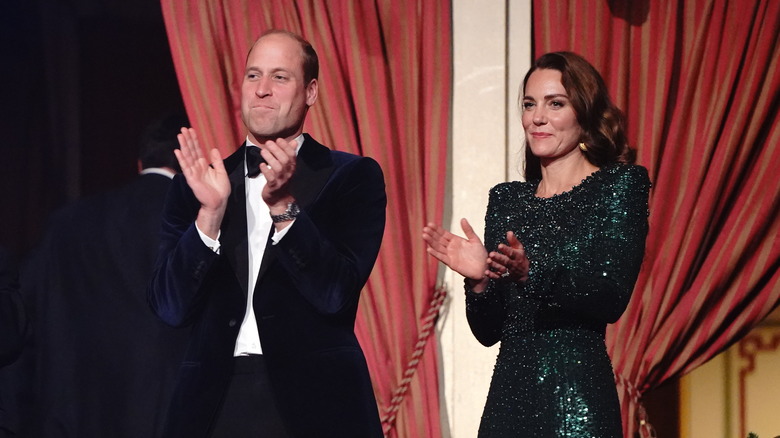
top-left (533, 1), bottom-right (780, 436)
top-left (159, 1), bottom-right (450, 436)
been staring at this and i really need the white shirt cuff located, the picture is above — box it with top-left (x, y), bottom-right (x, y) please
top-left (196, 223), bottom-right (221, 253)
top-left (271, 220), bottom-right (295, 245)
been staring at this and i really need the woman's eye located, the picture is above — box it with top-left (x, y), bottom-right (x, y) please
top-left (522, 102), bottom-right (535, 110)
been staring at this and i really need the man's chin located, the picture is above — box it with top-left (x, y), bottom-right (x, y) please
top-left (246, 123), bottom-right (277, 139)
top-left (247, 127), bottom-right (299, 144)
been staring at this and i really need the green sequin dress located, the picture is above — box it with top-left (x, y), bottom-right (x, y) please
top-left (467, 164), bottom-right (650, 437)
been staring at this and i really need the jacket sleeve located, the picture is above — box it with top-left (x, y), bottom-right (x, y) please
top-left (147, 174), bottom-right (221, 327)
top-left (270, 156), bottom-right (387, 316)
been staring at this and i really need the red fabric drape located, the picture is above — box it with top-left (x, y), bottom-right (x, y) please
top-left (160, 1), bottom-right (450, 436)
top-left (533, 1), bottom-right (780, 436)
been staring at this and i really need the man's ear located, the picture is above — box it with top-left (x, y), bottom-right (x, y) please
top-left (306, 79), bottom-right (318, 106)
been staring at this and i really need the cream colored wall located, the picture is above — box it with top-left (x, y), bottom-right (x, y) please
top-left (438, 1), bottom-right (531, 436)
top-left (680, 313), bottom-right (780, 438)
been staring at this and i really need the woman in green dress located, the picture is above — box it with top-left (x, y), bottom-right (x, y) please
top-left (423, 52), bottom-right (650, 437)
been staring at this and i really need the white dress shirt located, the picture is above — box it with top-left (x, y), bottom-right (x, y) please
top-left (196, 135), bottom-right (302, 356)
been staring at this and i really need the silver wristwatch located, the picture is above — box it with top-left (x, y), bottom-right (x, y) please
top-left (270, 202), bottom-right (300, 223)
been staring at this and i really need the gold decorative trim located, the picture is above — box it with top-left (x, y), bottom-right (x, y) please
top-left (737, 331), bottom-right (780, 436)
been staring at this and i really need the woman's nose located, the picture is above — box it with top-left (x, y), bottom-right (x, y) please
top-left (532, 109), bottom-right (546, 125)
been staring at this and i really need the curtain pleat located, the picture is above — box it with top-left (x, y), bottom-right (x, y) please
top-left (160, 1), bottom-right (450, 436)
top-left (532, 1), bottom-right (780, 436)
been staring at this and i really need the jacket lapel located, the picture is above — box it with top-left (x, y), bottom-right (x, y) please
top-left (220, 144), bottom-right (250, 295)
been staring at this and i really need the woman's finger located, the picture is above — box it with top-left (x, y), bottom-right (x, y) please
top-left (460, 218), bottom-right (479, 241)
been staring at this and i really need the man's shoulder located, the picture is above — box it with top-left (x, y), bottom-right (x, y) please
top-left (49, 174), bottom-right (170, 224)
top-left (304, 134), bottom-right (377, 166)
top-left (329, 148), bottom-right (369, 164)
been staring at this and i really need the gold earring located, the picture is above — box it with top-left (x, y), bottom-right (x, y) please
top-left (578, 142), bottom-right (588, 152)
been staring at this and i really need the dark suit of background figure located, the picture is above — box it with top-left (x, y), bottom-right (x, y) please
top-left (149, 134), bottom-right (386, 438)
top-left (0, 247), bottom-right (26, 368)
top-left (7, 113), bottom-right (191, 438)
top-left (0, 246), bottom-right (27, 438)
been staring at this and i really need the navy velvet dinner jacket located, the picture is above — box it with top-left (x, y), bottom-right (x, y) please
top-left (148, 134), bottom-right (386, 438)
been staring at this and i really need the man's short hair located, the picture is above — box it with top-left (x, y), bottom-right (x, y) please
top-left (253, 29), bottom-right (319, 84)
top-left (138, 112), bottom-right (189, 172)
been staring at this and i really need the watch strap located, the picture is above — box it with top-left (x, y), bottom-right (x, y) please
top-left (270, 202), bottom-right (300, 223)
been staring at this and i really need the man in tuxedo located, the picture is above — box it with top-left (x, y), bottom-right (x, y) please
top-left (148, 30), bottom-right (386, 438)
top-left (9, 113), bottom-right (191, 438)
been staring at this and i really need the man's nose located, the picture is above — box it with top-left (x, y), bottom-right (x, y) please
top-left (255, 77), bottom-right (271, 96)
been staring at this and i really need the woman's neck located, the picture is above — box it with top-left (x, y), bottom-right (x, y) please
top-left (536, 155), bottom-right (599, 198)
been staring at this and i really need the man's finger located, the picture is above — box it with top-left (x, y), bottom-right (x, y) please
top-left (208, 148), bottom-right (225, 172)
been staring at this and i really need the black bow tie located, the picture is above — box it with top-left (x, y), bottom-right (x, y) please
top-left (246, 146), bottom-right (266, 178)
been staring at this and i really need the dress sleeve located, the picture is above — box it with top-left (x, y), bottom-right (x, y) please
top-left (536, 166), bottom-right (650, 323)
top-left (465, 185), bottom-right (508, 346)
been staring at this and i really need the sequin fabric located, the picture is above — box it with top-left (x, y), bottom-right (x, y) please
top-left (466, 164), bottom-right (650, 437)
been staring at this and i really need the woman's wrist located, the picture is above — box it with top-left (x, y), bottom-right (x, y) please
top-left (465, 276), bottom-right (489, 293)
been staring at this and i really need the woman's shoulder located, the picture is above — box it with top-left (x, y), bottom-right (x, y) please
top-left (601, 163), bottom-right (651, 188)
top-left (489, 180), bottom-right (535, 198)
